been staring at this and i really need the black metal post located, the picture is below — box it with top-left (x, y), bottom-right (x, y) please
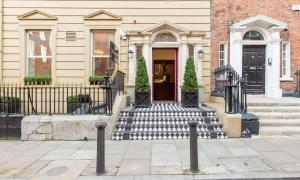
top-left (188, 120), bottom-right (199, 173)
top-left (95, 122), bottom-right (107, 175)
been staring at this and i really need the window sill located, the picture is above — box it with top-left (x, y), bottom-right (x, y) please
top-left (280, 77), bottom-right (293, 81)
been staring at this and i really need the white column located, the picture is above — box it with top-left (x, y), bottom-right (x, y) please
top-left (142, 36), bottom-right (152, 101)
top-left (179, 36), bottom-right (188, 103)
top-left (128, 44), bottom-right (136, 84)
top-left (230, 28), bottom-right (244, 75)
top-left (265, 28), bottom-right (282, 98)
top-left (195, 44), bottom-right (203, 84)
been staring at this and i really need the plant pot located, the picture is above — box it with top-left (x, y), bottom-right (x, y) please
top-left (67, 102), bottom-right (81, 113)
top-left (181, 90), bottom-right (198, 108)
top-left (0, 101), bottom-right (21, 114)
top-left (135, 90), bottom-right (151, 107)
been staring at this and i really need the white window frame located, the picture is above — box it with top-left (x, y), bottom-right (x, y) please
top-left (219, 42), bottom-right (228, 67)
top-left (26, 30), bottom-right (52, 76)
top-left (281, 41), bottom-right (292, 81)
top-left (90, 30), bottom-right (115, 76)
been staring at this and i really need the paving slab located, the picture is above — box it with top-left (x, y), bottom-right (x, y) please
top-left (227, 147), bottom-right (259, 156)
top-left (219, 157), bottom-right (273, 173)
top-left (15, 160), bottom-right (50, 178)
top-left (151, 166), bottom-right (183, 175)
top-left (151, 154), bottom-right (181, 167)
top-left (30, 160), bottom-right (90, 180)
top-left (117, 159), bottom-right (150, 176)
top-left (68, 150), bottom-right (96, 160)
top-left (124, 148), bottom-right (151, 160)
top-left (41, 149), bottom-right (76, 160)
top-left (152, 143), bottom-right (177, 154)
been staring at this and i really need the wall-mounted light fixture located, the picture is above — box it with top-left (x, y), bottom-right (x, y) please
top-left (128, 49), bottom-right (134, 59)
top-left (197, 49), bottom-right (204, 59)
top-left (268, 58), bottom-right (272, 65)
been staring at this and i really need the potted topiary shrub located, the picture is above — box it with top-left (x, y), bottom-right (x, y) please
top-left (24, 76), bottom-right (52, 85)
top-left (182, 57), bottom-right (198, 107)
top-left (135, 56), bottom-right (151, 107)
top-left (0, 96), bottom-right (21, 114)
top-left (89, 76), bottom-right (105, 85)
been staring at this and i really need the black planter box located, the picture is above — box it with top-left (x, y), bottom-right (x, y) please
top-left (181, 91), bottom-right (198, 108)
top-left (0, 101), bottom-right (21, 114)
top-left (135, 90), bottom-right (151, 107)
top-left (67, 102), bottom-right (81, 113)
top-left (0, 115), bottom-right (23, 140)
top-left (242, 113), bottom-right (260, 135)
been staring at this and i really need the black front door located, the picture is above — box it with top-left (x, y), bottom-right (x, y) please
top-left (242, 45), bottom-right (265, 93)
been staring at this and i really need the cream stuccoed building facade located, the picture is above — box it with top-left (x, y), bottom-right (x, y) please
top-left (0, 0), bottom-right (213, 104)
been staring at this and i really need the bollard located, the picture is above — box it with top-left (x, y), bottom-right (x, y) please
top-left (95, 122), bottom-right (107, 175)
top-left (188, 120), bottom-right (199, 173)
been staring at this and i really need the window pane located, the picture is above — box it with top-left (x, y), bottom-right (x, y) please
top-left (220, 52), bottom-right (224, 60)
top-left (243, 31), bottom-right (264, 40)
top-left (153, 32), bottom-right (177, 42)
top-left (28, 31), bottom-right (51, 56)
top-left (220, 44), bottom-right (224, 51)
top-left (220, 60), bottom-right (224, 66)
top-left (93, 57), bottom-right (108, 76)
top-left (28, 57), bottom-right (51, 76)
top-left (92, 30), bottom-right (115, 56)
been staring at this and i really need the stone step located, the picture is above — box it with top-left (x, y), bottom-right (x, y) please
top-left (260, 119), bottom-right (300, 127)
top-left (112, 130), bottom-right (227, 140)
top-left (260, 126), bottom-right (300, 136)
top-left (254, 112), bottom-right (300, 119)
top-left (248, 106), bottom-right (300, 113)
top-left (248, 102), bottom-right (300, 107)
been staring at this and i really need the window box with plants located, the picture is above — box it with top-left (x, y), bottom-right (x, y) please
top-left (24, 76), bottom-right (52, 85)
top-left (135, 56), bottom-right (151, 107)
top-left (182, 57), bottom-right (199, 108)
top-left (89, 76), bottom-right (105, 85)
top-left (0, 96), bottom-right (21, 114)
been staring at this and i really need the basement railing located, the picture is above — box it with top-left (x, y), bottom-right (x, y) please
top-left (0, 70), bottom-right (125, 116)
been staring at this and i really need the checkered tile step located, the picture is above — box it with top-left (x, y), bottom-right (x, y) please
top-left (112, 103), bottom-right (228, 140)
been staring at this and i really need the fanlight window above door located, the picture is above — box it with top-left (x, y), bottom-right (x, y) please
top-left (153, 32), bottom-right (177, 43)
top-left (243, 31), bottom-right (264, 40)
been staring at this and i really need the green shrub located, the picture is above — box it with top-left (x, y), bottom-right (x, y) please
top-left (135, 56), bottom-right (150, 91)
top-left (89, 76), bottom-right (105, 84)
top-left (183, 57), bottom-right (198, 92)
top-left (24, 76), bottom-right (52, 83)
top-left (67, 95), bottom-right (78, 103)
top-left (0, 96), bottom-right (20, 103)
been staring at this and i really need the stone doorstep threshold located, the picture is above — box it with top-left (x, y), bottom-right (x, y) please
top-left (78, 173), bottom-right (300, 180)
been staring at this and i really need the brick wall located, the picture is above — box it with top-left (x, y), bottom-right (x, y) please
top-left (212, 0), bottom-right (300, 93)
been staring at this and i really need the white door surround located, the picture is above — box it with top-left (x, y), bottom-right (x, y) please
top-left (230, 15), bottom-right (288, 98)
top-left (127, 21), bottom-right (204, 103)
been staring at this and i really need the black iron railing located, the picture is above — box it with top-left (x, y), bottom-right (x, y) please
top-left (212, 65), bottom-right (240, 96)
top-left (0, 71), bottom-right (125, 116)
top-left (212, 65), bottom-right (248, 114)
top-left (225, 71), bottom-right (248, 114)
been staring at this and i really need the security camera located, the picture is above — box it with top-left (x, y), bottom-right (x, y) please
top-left (120, 30), bottom-right (127, 40)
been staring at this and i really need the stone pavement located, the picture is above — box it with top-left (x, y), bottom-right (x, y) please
top-left (1, 137), bottom-right (300, 179)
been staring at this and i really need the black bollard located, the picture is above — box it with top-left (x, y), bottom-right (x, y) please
top-left (95, 122), bottom-right (107, 175)
top-left (188, 120), bottom-right (199, 173)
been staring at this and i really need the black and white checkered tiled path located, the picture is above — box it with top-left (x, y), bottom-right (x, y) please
top-left (112, 103), bottom-right (228, 140)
